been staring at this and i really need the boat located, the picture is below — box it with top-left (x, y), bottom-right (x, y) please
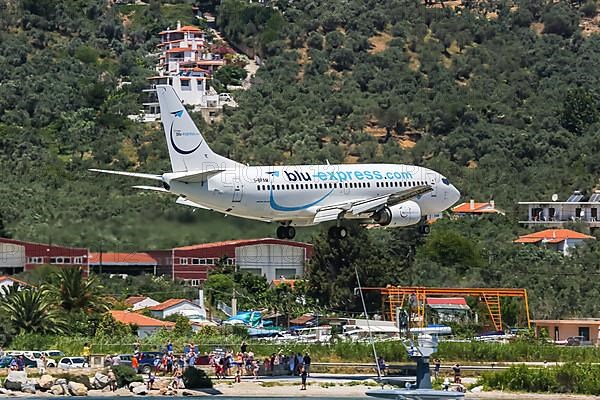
top-left (366, 388), bottom-right (465, 400)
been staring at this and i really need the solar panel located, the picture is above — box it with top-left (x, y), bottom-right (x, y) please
top-left (567, 194), bottom-right (584, 202)
top-left (590, 193), bottom-right (600, 202)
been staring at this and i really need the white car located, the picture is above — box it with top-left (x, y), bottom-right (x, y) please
top-left (58, 357), bottom-right (88, 369)
top-left (42, 350), bottom-right (65, 359)
top-left (23, 351), bottom-right (57, 367)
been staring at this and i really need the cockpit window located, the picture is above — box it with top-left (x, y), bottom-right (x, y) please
top-left (442, 178), bottom-right (450, 185)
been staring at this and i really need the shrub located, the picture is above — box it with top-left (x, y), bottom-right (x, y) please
top-left (111, 365), bottom-right (142, 388)
top-left (581, 1), bottom-right (598, 18)
top-left (182, 367), bottom-right (213, 389)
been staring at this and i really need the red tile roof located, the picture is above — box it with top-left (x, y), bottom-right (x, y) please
top-left (452, 202), bottom-right (503, 214)
top-left (125, 296), bottom-right (149, 306)
top-left (174, 238), bottom-right (311, 251)
top-left (514, 229), bottom-right (595, 243)
top-left (426, 297), bottom-right (467, 306)
top-left (533, 319), bottom-right (600, 325)
top-left (150, 298), bottom-right (193, 311)
top-left (88, 252), bottom-right (157, 265)
top-left (0, 276), bottom-right (30, 286)
top-left (110, 311), bottom-right (175, 328)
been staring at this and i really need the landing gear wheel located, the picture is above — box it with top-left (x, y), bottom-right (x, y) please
top-left (276, 226), bottom-right (287, 239)
top-left (286, 226), bottom-right (296, 239)
top-left (419, 224), bottom-right (431, 235)
top-left (328, 226), bottom-right (348, 240)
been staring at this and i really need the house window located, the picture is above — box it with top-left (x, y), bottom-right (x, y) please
top-left (28, 257), bottom-right (43, 264)
top-left (227, 258), bottom-right (235, 265)
top-left (73, 257), bottom-right (83, 264)
top-left (50, 257), bottom-right (70, 264)
top-left (191, 258), bottom-right (200, 265)
top-left (181, 79), bottom-right (191, 91)
top-left (180, 258), bottom-right (188, 265)
top-left (199, 259), bottom-right (207, 265)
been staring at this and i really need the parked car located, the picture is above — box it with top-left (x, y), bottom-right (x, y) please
top-left (105, 354), bottom-right (133, 368)
top-left (42, 350), bottom-right (65, 359)
top-left (566, 336), bottom-right (593, 346)
top-left (23, 351), bottom-right (57, 367)
top-left (58, 357), bottom-right (88, 369)
top-left (137, 352), bottom-right (163, 374)
top-left (0, 355), bottom-right (37, 369)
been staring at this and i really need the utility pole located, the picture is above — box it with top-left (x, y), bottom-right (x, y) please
top-left (231, 288), bottom-right (237, 316)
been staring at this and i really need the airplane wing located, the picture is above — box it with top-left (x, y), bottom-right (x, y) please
top-left (89, 169), bottom-right (163, 181)
top-left (313, 185), bottom-right (433, 223)
top-left (132, 185), bottom-right (169, 192)
top-left (175, 196), bottom-right (213, 210)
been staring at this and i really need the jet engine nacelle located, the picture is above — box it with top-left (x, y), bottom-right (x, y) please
top-left (372, 201), bottom-right (422, 227)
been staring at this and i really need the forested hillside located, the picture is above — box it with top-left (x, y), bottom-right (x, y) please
top-left (1, 0), bottom-right (600, 318)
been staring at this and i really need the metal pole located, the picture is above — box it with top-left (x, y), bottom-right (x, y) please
top-left (354, 265), bottom-right (382, 380)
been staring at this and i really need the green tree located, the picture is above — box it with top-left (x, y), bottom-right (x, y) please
top-left (95, 313), bottom-right (135, 339)
top-left (560, 88), bottom-right (598, 134)
top-left (0, 288), bottom-right (67, 334)
top-left (49, 267), bottom-right (108, 314)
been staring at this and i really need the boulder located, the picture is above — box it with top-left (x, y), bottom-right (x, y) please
top-left (38, 374), bottom-right (55, 390)
top-left (159, 387), bottom-right (167, 395)
top-left (471, 385), bottom-right (483, 393)
top-left (182, 389), bottom-right (195, 396)
top-left (166, 389), bottom-right (176, 396)
top-left (68, 381), bottom-right (89, 396)
top-left (93, 372), bottom-right (110, 389)
top-left (129, 381), bottom-right (145, 390)
top-left (55, 378), bottom-right (68, 385)
top-left (69, 374), bottom-right (93, 389)
top-left (4, 371), bottom-right (28, 391)
top-left (50, 384), bottom-right (65, 396)
top-left (132, 385), bottom-right (147, 395)
top-left (0, 388), bottom-right (14, 395)
top-left (21, 381), bottom-right (36, 394)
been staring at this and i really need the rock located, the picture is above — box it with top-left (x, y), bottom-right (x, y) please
top-left (182, 389), bottom-right (195, 396)
top-left (68, 381), bottom-right (89, 396)
top-left (93, 372), bottom-right (110, 389)
top-left (69, 374), bottom-right (93, 389)
top-left (156, 379), bottom-right (170, 389)
top-left (4, 371), bottom-right (28, 391)
top-left (159, 387), bottom-right (167, 395)
top-left (471, 385), bottom-right (483, 393)
top-left (50, 384), bottom-right (65, 396)
top-left (132, 385), bottom-right (147, 395)
top-left (102, 385), bottom-right (113, 392)
top-left (166, 389), bottom-right (176, 396)
top-left (21, 381), bottom-right (36, 394)
top-left (0, 388), bottom-right (12, 395)
top-left (129, 381), bottom-right (144, 390)
top-left (55, 378), bottom-right (68, 385)
top-left (38, 374), bottom-right (55, 390)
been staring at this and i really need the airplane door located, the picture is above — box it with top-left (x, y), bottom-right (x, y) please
top-left (426, 173), bottom-right (436, 197)
top-left (232, 179), bottom-right (243, 202)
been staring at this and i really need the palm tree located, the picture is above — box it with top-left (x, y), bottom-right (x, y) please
top-left (49, 267), bottom-right (108, 314)
top-left (1, 288), bottom-right (67, 334)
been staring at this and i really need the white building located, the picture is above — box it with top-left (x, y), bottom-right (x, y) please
top-left (124, 296), bottom-right (160, 311)
top-left (135, 21), bottom-right (236, 123)
top-left (149, 298), bottom-right (207, 320)
top-left (519, 190), bottom-right (600, 228)
top-left (0, 242), bottom-right (25, 275)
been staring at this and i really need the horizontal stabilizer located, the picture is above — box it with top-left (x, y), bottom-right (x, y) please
top-left (132, 185), bottom-right (169, 192)
top-left (164, 169), bottom-right (225, 183)
top-left (89, 169), bottom-right (162, 181)
top-left (175, 196), bottom-right (212, 210)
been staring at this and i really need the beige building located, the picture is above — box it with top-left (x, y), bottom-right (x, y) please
top-left (534, 319), bottom-right (600, 345)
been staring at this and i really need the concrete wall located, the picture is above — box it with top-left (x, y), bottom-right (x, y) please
top-left (536, 322), bottom-right (600, 344)
top-left (0, 243), bottom-right (25, 273)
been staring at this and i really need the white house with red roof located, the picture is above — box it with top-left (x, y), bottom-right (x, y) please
top-left (514, 229), bottom-right (595, 255)
top-left (426, 297), bottom-right (471, 323)
top-left (452, 200), bottom-right (504, 216)
top-left (149, 298), bottom-right (207, 320)
top-left (110, 310), bottom-right (175, 338)
top-left (124, 296), bottom-right (160, 311)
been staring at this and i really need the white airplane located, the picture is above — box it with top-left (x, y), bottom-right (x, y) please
top-left (91, 85), bottom-right (460, 239)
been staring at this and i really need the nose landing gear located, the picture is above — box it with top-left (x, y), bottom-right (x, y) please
top-left (328, 226), bottom-right (348, 239)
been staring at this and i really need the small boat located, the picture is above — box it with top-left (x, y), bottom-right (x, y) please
top-left (366, 388), bottom-right (465, 400)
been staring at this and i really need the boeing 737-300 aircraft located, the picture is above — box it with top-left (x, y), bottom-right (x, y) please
top-left (91, 85), bottom-right (460, 239)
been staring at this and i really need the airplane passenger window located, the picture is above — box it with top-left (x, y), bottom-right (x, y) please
top-left (319, 184), bottom-right (323, 189)
top-left (277, 185), bottom-right (280, 190)
top-left (262, 185), bottom-right (266, 191)
top-left (310, 184), bottom-right (314, 189)
top-left (257, 185), bottom-right (260, 191)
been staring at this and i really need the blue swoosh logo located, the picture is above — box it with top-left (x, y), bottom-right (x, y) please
top-left (170, 110), bottom-right (202, 155)
top-left (269, 186), bottom-right (334, 211)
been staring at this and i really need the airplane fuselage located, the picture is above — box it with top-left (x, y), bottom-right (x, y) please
top-left (166, 163), bottom-right (459, 226)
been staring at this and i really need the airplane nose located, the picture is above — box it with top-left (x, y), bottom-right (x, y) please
top-left (448, 184), bottom-right (461, 207)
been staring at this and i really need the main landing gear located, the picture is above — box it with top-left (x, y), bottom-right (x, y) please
top-left (418, 224), bottom-right (431, 235)
top-left (328, 226), bottom-right (348, 240)
top-left (276, 225), bottom-right (296, 239)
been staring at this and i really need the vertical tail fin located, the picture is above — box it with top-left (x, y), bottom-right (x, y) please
top-left (156, 85), bottom-right (239, 172)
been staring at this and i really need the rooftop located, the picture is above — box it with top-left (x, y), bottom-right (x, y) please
top-left (150, 298), bottom-right (197, 311)
top-left (109, 310), bottom-right (175, 328)
top-left (88, 252), bottom-right (157, 265)
top-left (514, 229), bottom-right (595, 244)
top-left (0, 276), bottom-right (30, 286)
top-left (174, 238), bottom-right (312, 251)
top-left (533, 319), bottom-right (600, 325)
top-left (271, 279), bottom-right (299, 288)
top-left (452, 201), bottom-right (504, 215)
top-left (125, 296), bottom-right (150, 306)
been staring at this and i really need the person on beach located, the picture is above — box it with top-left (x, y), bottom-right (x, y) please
top-left (240, 340), bottom-right (248, 354)
top-left (146, 370), bottom-right (155, 390)
top-left (452, 363), bottom-right (461, 383)
top-left (108, 369), bottom-right (117, 391)
top-left (132, 354), bottom-right (139, 371)
top-left (38, 354), bottom-right (47, 375)
top-left (234, 368), bottom-right (241, 383)
top-left (252, 359), bottom-right (259, 380)
top-left (167, 340), bottom-right (173, 355)
top-left (303, 352), bottom-right (311, 376)
top-left (82, 343), bottom-right (91, 365)
top-left (289, 353), bottom-right (296, 376)
top-left (377, 356), bottom-right (387, 376)
top-left (433, 358), bottom-right (441, 380)
top-left (300, 366), bottom-right (308, 390)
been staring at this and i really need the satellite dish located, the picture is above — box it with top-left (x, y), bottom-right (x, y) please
top-left (552, 194), bottom-right (558, 202)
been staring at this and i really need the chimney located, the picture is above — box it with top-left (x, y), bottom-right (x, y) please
top-left (490, 200), bottom-right (495, 209)
top-left (177, 20), bottom-right (181, 30)
top-left (470, 199), bottom-right (475, 210)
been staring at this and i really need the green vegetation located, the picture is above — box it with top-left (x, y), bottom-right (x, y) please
top-left (1, 0), bottom-right (600, 329)
top-left (182, 368), bottom-right (213, 389)
top-left (479, 363), bottom-right (600, 395)
top-left (111, 364), bottom-right (143, 388)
